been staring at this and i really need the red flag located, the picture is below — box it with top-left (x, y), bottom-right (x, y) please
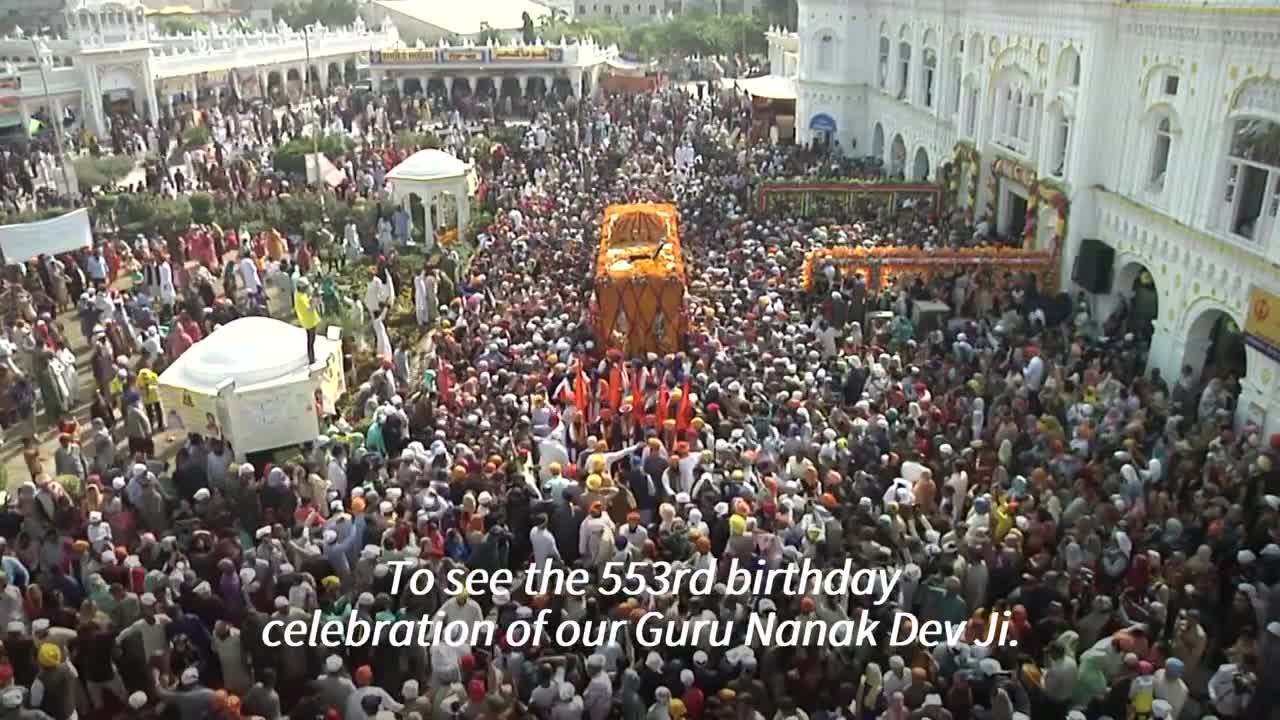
top-left (676, 377), bottom-right (692, 433)
top-left (437, 357), bottom-right (453, 405)
top-left (655, 381), bottom-right (670, 429)
top-left (631, 366), bottom-right (644, 419)
top-left (608, 363), bottom-right (624, 411)
top-left (573, 361), bottom-right (590, 419)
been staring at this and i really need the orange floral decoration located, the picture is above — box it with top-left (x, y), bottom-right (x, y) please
top-left (802, 245), bottom-right (1057, 292)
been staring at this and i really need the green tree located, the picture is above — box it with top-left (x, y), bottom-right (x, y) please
top-left (273, 0), bottom-right (356, 29)
top-left (182, 125), bottom-right (210, 148)
top-left (189, 192), bottom-right (214, 224)
top-left (72, 156), bottom-right (135, 190)
top-left (477, 21), bottom-right (502, 45)
top-left (762, 0), bottom-right (796, 29)
top-left (156, 16), bottom-right (209, 35)
top-left (520, 11), bottom-right (536, 44)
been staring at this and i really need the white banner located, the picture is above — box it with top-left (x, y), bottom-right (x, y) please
top-left (0, 208), bottom-right (93, 264)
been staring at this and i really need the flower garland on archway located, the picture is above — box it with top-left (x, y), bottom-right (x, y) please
top-left (950, 142), bottom-right (980, 220)
top-left (1023, 179), bottom-right (1070, 289)
top-left (1023, 179), bottom-right (1070, 254)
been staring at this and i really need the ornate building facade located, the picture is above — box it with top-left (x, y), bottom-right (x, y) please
top-left (0, 0), bottom-right (396, 138)
top-left (792, 0), bottom-right (1280, 435)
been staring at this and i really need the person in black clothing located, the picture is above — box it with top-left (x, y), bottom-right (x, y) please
top-left (78, 620), bottom-right (130, 711)
top-left (549, 490), bottom-right (585, 567)
top-left (625, 455), bottom-right (662, 526)
top-left (4, 625), bottom-right (36, 688)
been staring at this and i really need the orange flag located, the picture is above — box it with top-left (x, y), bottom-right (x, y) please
top-left (631, 365), bottom-right (644, 419)
top-left (609, 363), bottom-right (624, 412)
top-left (573, 361), bottom-right (590, 420)
top-left (676, 377), bottom-right (692, 433)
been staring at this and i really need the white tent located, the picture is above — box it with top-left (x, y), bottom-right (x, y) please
top-left (157, 316), bottom-right (346, 458)
top-left (727, 75), bottom-right (797, 101)
top-left (387, 148), bottom-right (473, 248)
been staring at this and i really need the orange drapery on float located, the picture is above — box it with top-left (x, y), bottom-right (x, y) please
top-left (594, 203), bottom-right (687, 358)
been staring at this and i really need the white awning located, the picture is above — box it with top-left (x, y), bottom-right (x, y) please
top-left (728, 75), bottom-right (796, 101)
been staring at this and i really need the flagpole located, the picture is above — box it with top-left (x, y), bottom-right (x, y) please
top-left (32, 36), bottom-right (73, 196)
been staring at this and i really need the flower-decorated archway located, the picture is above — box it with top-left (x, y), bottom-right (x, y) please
top-left (984, 156), bottom-right (1070, 287)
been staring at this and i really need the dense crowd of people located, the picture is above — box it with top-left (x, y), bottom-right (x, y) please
top-left (0, 70), bottom-right (1271, 720)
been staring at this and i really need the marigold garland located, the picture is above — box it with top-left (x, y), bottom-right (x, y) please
top-left (801, 245), bottom-right (1056, 292)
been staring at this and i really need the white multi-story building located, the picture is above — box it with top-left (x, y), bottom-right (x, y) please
top-left (790, 0), bottom-right (1280, 435)
top-left (0, 0), bottom-right (396, 139)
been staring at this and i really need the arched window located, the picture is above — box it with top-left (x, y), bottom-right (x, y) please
top-left (964, 79), bottom-right (979, 137)
top-left (816, 32), bottom-right (834, 73)
top-left (1048, 102), bottom-right (1071, 178)
top-left (1057, 46), bottom-right (1081, 89)
top-left (1220, 117), bottom-right (1280, 243)
top-left (922, 48), bottom-right (937, 108)
top-left (947, 34), bottom-right (963, 117)
top-left (1150, 115), bottom-right (1172, 191)
top-left (968, 32), bottom-right (983, 66)
top-left (878, 23), bottom-right (890, 89)
top-left (897, 31), bottom-right (911, 101)
top-left (993, 74), bottom-right (1039, 155)
top-left (948, 59), bottom-right (962, 115)
top-left (920, 29), bottom-right (936, 108)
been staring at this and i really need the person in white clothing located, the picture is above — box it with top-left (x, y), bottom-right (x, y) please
top-left (157, 260), bottom-right (176, 314)
top-left (239, 252), bottom-right (263, 305)
top-left (1023, 349), bottom-right (1045, 391)
top-left (530, 516), bottom-right (562, 565)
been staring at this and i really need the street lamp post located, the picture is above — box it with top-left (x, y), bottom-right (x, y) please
top-left (31, 37), bottom-right (75, 196)
top-left (303, 24), bottom-right (320, 186)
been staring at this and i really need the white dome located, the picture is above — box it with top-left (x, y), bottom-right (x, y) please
top-left (386, 149), bottom-right (468, 182)
top-left (184, 316), bottom-right (309, 387)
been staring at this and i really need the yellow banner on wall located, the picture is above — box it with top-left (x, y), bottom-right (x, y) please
top-left (492, 46), bottom-right (564, 62)
top-left (376, 48), bottom-right (440, 64)
top-left (1246, 285), bottom-right (1280, 361)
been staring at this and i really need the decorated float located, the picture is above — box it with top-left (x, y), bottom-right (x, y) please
top-left (593, 204), bottom-right (687, 357)
top-left (757, 178), bottom-right (943, 218)
top-left (802, 245), bottom-right (1058, 294)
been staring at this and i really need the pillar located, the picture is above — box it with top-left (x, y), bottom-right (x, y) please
top-left (1144, 320), bottom-right (1180, 384)
top-left (259, 68), bottom-right (268, 98)
top-left (467, 75), bottom-right (481, 98)
top-left (401, 193), bottom-right (413, 234)
top-left (570, 70), bottom-right (583, 98)
top-left (419, 76), bottom-right (429, 96)
top-left (18, 102), bottom-right (31, 139)
top-left (456, 180), bottom-right (469, 243)
top-left (444, 76), bottom-right (456, 98)
top-left (517, 74), bottom-right (530, 97)
top-left (427, 191), bottom-right (439, 234)
top-left (1236, 344), bottom-right (1277, 435)
top-left (188, 76), bottom-right (198, 106)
